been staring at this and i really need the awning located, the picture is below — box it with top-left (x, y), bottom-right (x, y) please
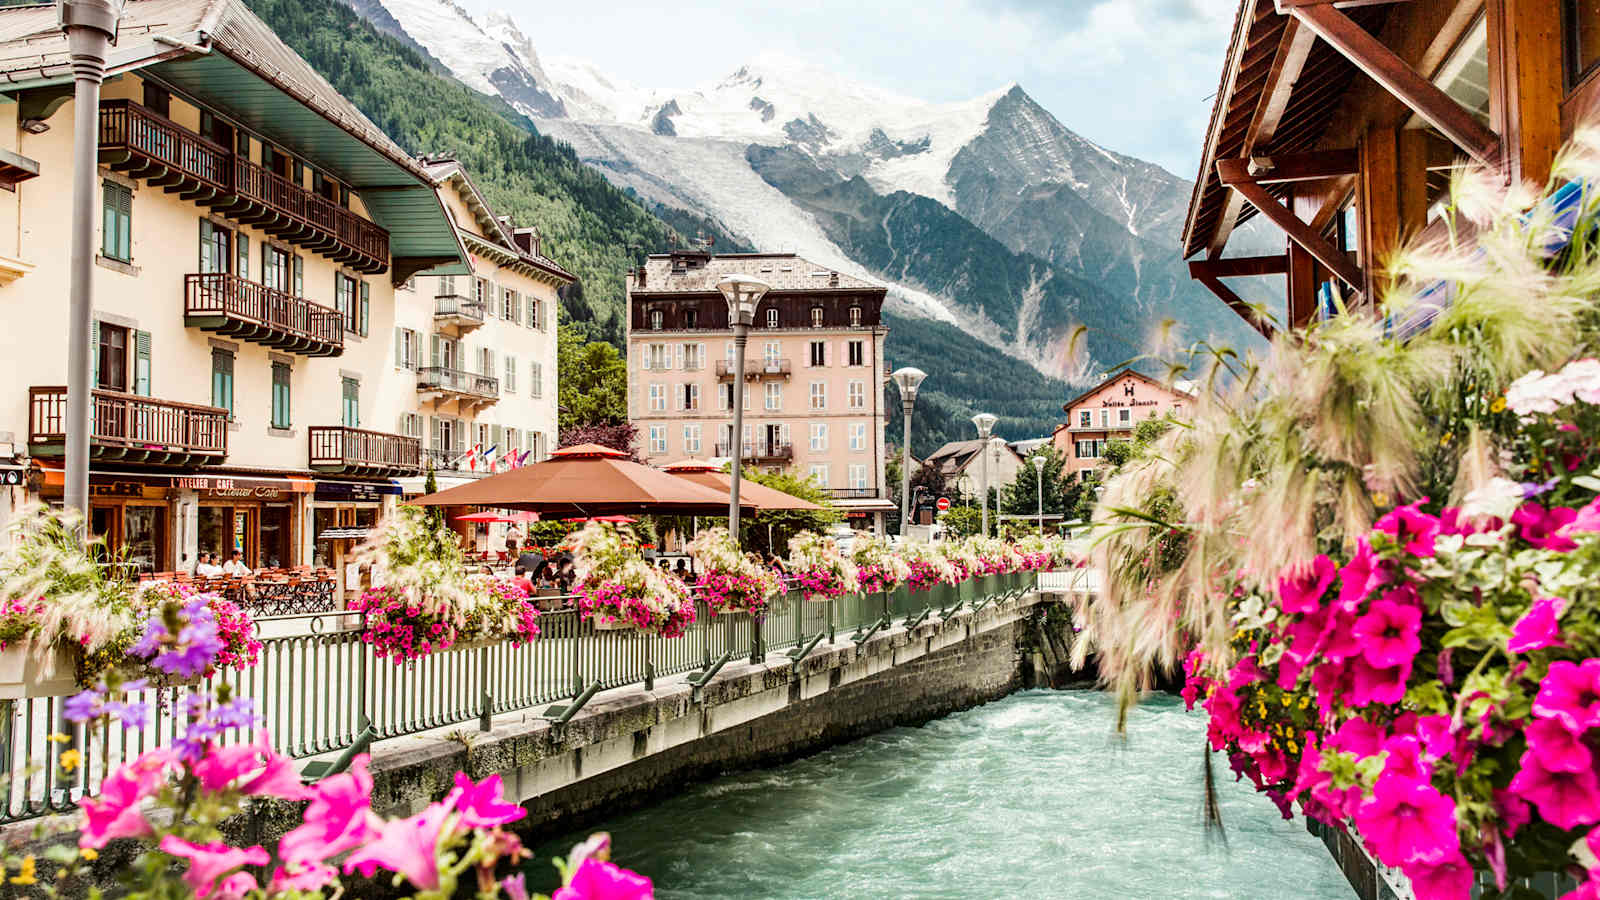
top-left (316, 527), bottom-right (371, 540)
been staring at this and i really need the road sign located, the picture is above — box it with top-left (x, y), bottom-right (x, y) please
top-left (936, 497), bottom-right (950, 511)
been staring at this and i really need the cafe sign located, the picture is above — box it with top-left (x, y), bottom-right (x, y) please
top-left (175, 475), bottom-right (308, 500)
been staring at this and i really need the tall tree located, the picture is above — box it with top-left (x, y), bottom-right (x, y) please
top-left (557, 324), bottom-right (629, 431)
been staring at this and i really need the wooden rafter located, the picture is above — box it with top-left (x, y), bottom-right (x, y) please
top-left (1218, 164), bottom-right (1365, 292)
top-left (1221, 149), bottom-right (1360, 183)
top-left (1192, 272), bottom-right (1276, 338)
top-left (1274, 0), bottom-right (1411, 8)
top-left (1188, 255), bottom-right (1290, 278)
top-left (1280, 2), bottom-right (1500, 164)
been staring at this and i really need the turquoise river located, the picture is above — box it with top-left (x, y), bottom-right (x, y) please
top-left (530, 690), bottom-right (1353, 899)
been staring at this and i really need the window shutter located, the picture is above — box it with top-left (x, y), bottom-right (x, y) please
top-left (394, 328), bottom-right (404, 368)
top-left (455, 420), bottom-right (467, 454)
top-left (429, 415), bottom-right (441, 450)
top-left (781, 424), bottom-right (791, 448)
top-left (236, 233), bottom-right (249, 279)
top-left (675, 344), bottom-right (684, 370)
top-left (199, 219), bottom-right (212, 272)
top-left (358, 281), bottom-right (370, 335)
top-left (133, 330), bottom-right (151, 396)
top-left (293, 255), bottom-right (304, 297)
top-left (89, 320), bottom-right (99, 388)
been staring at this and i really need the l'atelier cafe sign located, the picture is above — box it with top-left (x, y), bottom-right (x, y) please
top-left (175, 476), bottom-right (294, 499)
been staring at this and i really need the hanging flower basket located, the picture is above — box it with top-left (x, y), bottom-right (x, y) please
top-left (787, 532), bottom-right (859, 602)
top-left (687, 528), bottom-right (784, 617)
top-left (0, 640), bottom-right (78, 699)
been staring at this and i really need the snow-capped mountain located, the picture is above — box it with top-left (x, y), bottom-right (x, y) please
top-left (346, 0), bottom-right (1268, 382)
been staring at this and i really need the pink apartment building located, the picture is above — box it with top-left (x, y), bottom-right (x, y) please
top-left (1051, 369), bottom-right (1193, 480)
top-left (626, 251), bottom-right (897, 532)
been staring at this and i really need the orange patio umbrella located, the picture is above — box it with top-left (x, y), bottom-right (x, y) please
top-left (661, 460), bottom-right (821, 512)
top-left (409, 444), bottom-right (754, 517)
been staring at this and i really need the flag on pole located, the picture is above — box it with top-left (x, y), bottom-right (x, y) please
top-left (467, 443), bottom-right (482, 472)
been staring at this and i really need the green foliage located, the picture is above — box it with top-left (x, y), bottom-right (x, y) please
top-left (557, 324), bottom-right (628, 429)
top-left (999, 446), bottom-right (1075, 524)
top-left (734, 468), bottom-right (840, 556)
top-left (941, 504), bottom-right (982, 538)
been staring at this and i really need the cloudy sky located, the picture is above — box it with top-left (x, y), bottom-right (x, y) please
top-left (460, 0), bottom-right (1237, 180)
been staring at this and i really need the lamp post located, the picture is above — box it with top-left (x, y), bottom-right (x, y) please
top-left (971, 413), bottom-right (997, 536)
top-left (715, 275), bottom-right (770, 546)
top-left (59, 0), bottom-right (123, 527)
top-left (1031, 454), bottom-right (1048, 534)
top-left (890, 367), bottom-right (926, 539)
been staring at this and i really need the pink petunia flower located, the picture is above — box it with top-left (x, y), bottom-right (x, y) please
top-left (1535, 660), bottom-right (1600, 733)
top-left (1509, 752), bottom-right (1600, 830)
top-left (553, 856), bottom-right (655, 900)
top-left (453, 771), bottom-right (527, 830)
top-left (1527, 717), bottom-right (1592, 772)
top-left (1354, 771), bottom-right (1460, 867)
top-left (268, 863), bottom-right (338, 894)
top-left (159, 836), bottom-right (269, 900)
top-left (1509, 596), bottom-right (1568, 653)
top-left (1353, 597), bottom-right (1423, 668)
top-left (1513, 502), bottom-right (1580, 552)
top-left (1374, 501), bottom-right (1442, 558)
top-left (1569, 497), bottom-right (1600, 535)
top-left (278, 755), bottom-right (379, 867)
top-left (342, 796), bottom-right (454, 889)
top-left (1348, 656), bottom-right (1408, 708)
top-left (1494, 787), bottom-right (1532, 838)
top-left (213, 872), bottom-right (259, 900)
top-left (1337, 538), bottom-right (1389, 610)
top-left (1402, 851), bottom-right (1475, 900)
top-left (79, 748), bottom-right (173, 849)
top-left (1277, 555), bottom-right (1337, 615)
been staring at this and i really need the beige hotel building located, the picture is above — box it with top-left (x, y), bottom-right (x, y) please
top-left (0, 0), bottom-right (565, 578)
top-left (625, 250), bottom-right (897, 532)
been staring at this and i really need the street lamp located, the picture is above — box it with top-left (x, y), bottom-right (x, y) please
top-left (1031, 454), bottom-right (1048, 534)
top-left (59, 0), bottom-right (124, 527)
top-left (890, 367), bottom-right (927, 539)
top-left (716, 274), bottom-right (770, 546)
top-left (971, 413), bottom-right (997, 536)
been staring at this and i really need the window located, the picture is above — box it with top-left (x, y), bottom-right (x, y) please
top-left (809, 341), bottom-right (826, 367)
top-left (847, 340), bottom-right (864, 367)
top-left (503, 287), bottom-right (519, 322)
top-left (271, 362), bottom-right (291, 429)
top-left (649, 309), bottom-right (664, 330)
top-left (263, 244), bottom-right (289, 293)
top-left (808, 464), bottom-right (829, 487)
top-left (849, 422), bottom-right (867, 451)
top-left (809, 423), bottom-right (828, 452)
top-left (142, 83), bottom-right (170, 117)
top-left (649, 383), bottom-right (666, 412)
top-left (764, 381), bottom-right (782, 410)
top-left (211, 349), bottom-right (234, 416)
top-left (528, 296), bottom-right (541, 329)
top-left (531, 362), bottom-right (543, 398)
top-left (398, 412), bottom-right (422, 439)
top-left (683, 424), bottom-right (702, 454)
top-left (646, 343), bottom-right (667, 370)
top-left (849, 464), bottom-right (868, 489)
top-left (849, 306), bottom-right (862, 327)
top-left (1099, 409), bottom-right (1110, 428)
top-left (649, 425), bottom-right (667, 455)
top-left (101, 182), bottom-right (132, 262)
top-left (198, 220), bottom-right (231, 274)
top-left (809, 381), bottom-right (827, 410)
top-left (394, 328), bottom-right (419, 370)
top-left (683, 343), bottom-right (703, 370)
top-left (505, 356), bottom-right (518, 393)
top-left (335, 274), bottom-right (367, 336)
top-left (1079, 410), bottom-right (1091, 428)
top-left (1568, 0), bottom-right (1600, 86)
top-left (848, 380), bottom-right (865, 409)
top-left (720, 382), bottom-right (734, 411)
top-left (683, 309), bottom-right (698, 329)
top-left (235, 232), bottom-right (249, 280)
top-left (765, 308), bottom-right (778, 328)
top-left (341, 377), bottom-right (359, 428)
top-left (682, 383), bottom-right (700, 411)
top-left (810, 307), bottom-right (824, 328)
top-left (96, 322), bottom-right (128, 392)
top-left (763, 342), bottom-right (781, 365)
top-left (1118, 408), bottom-right (1131, 425)
top-left (1076, 440), bottom-right (1102, 459)
top-left (478, 347), bottom-right (495, 378)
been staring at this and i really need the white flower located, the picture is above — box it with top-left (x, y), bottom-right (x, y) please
top-left (1559, 358), bottom-right (1600, 405)
top-left (1505, 369), bottom-right (1572, 415)
top-left (1461, 476), bottom-right (1525, 521)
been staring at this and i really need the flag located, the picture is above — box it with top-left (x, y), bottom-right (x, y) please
top-left (484, 444), bottom-right (499, 473)
top-left (467, 443), bottom-right (482, 472)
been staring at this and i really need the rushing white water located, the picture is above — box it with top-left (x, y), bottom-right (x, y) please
top-left (530, 690), bottom-right (1352, 899)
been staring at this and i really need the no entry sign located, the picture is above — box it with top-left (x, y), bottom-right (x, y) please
top-left (936, 497), bottom-right (951, 511)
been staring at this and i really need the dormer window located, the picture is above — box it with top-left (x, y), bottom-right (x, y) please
top-left (649, 310), bottom-right (664, 330)
top-left (849, 306), bottom-right (862, 327)
top-left (683, 309), bottom-right (698, 329)
top-left (765, 308), bottom-right (778, 328)
top-left (810, 307), bottom-right (824, 328)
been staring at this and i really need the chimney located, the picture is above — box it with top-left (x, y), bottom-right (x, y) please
top-left (637, 265), bottom-right (647, 288)
top-left (512, 226), bottom-right (539, 256)
top-left (828, 271), bottom-right (839, 287)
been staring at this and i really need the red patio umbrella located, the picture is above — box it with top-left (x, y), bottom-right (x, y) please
top-left (454, 511), bottom-right (513, 523)
top-left (409, 444), bottom-right (752, 517)
top-left (661, 460), bottom-right (821, 512)
top-left (562, 515), bottom-right (637, 524)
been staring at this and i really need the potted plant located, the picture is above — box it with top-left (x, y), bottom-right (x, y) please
top-left (686, 527), bottom-right (784, 617)
top-left (786, 531), bottom-right (859, 603)
top-left (851, 535), bottom-right (911, 597)
top-left (568, 523), bottom-right (695, 636)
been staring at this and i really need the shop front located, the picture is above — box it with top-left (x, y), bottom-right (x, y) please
top-left (179, 474), bottom-right (313, 570)
top-left (309, 480), bottom-right (401, 567)
top-left (85, 478), bottom-right (171, 574)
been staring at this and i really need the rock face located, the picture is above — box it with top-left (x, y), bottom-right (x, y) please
top-left (351, 0), bottom-right (1275, 396)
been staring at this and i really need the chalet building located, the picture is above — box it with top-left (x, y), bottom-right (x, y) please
top-left (1184, 0), bottom-right (1570, 332)
top-left (625, 250), bottom-right (896, 532)
top-left (1049, 369), bottom-right (1193, 480)
top-left (402, 158), bottom-right (570, 491)
top-left (923, 439), bottom-right (1025, 504)
top-left (0, 0), bottom-right (563, 577)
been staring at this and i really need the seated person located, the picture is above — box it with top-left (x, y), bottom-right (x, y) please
top-left (195, 552), bottom-right (224, 578)
top-left (673, 559), bottom-right (691, 579)
top-left (222, 549), bottom-right (252, 577)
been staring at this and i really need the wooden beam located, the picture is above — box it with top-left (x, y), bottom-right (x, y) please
top-left (1285, 3), bottom-right (1500, 165)
top-left (1193, 272), bottom-right (1276, 339)
top-left (1275, 0), bottom-right (1411, 8)
top-left (1221, 150), bottom-right (1360, 184)
top-left (1188, 255), bottom-right (1290, 279)
top-left (1493, 0), bottom-right (1563, 186)
top-left (1360, 126), bottom-right (1401, 304)
top-left (1287, 242), bottom-right (1319, 328)
top-left (1225, 177), bottom-right (1366, 292)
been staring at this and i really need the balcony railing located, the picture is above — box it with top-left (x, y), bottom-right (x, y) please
top-left (825, 488), bottom-right (881, 499)
top-left (715, 358), bottom-right (792, 380)
top-left (434, 294), bottom-right (487, 328)
top-left (184, 272), bottom-right (343, 357)
top-left (417, 366), bottom-right (499, 403)
top-left (308, 426), bottom-right (421, 476)
top-left (28, 387), bottom-right (227, 466)
top-left (714, 441), bottom-right (793, 461)
top-left (98, 100), bottom-right (388, 274)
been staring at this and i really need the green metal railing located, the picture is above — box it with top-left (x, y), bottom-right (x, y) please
top-left (0, 572), bottom-right (1040, 823)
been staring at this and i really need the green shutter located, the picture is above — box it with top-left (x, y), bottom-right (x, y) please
top-left (431, 333), bottom-right (441, 368)
top-left (133, 330), bottom-right (151, 396)
top-left (293, 255), bottom-right (303, 297)
top-left (89, 320), bottom-right (99, 388)
top-left (359, 281), bottom-right (370, 336)
top-left (236, 233), bottom-right (248, 279)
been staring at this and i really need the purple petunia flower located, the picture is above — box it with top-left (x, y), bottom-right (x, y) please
top-left (64, 679), bottom-right (152, 730)
top-left (132, 599), bottom-right (226, 678)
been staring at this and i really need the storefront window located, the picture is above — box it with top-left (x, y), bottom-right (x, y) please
top-left (312, 507), bottom-right (340, 567)
top-left (198, 506), bottom-right (229, 559)
top-left (1567, 0), bottom-right (1600, 87)
top-left (124, 507), bottom-right (163, 573)
top-left (260, 505), bottom-right (292, 570)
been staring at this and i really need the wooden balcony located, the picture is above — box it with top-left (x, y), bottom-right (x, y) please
top-left (433, 292), bottom-right (486, 336)
top-left (184, 272), bottom-right (343, 357)
top-left (308, 426), bottom-right (421, 476)
top-left (417, 366), bottom-right (499, 409)
top-left (28, 387), bottom-right (227, 467)
top-left (715, 358), bottom-right (792, 381)
top-left (714, 442), bottom-right (793, 462)
top-left (98, 100), bottom-right (388, 274)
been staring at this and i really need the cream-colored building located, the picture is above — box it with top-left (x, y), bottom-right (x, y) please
top-left (1049, 369), bottom-right (1193, 480)
top-left (0, 0), bottom-right (569, 578)
top-left (625, 250), bottom-right (897, 532)
top-left (399, 159), bottom-right (569, 493)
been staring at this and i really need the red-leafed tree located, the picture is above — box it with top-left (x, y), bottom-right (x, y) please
top-left (558, 422), bottom-right (640, 462)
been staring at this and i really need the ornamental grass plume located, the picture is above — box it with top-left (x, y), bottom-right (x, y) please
top-left (0, 504), bottom-right (134, 653)
top-left (354, 504), bottom-right (480, 627)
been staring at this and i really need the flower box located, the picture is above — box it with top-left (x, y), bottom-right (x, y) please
top-left (593, 617), bottom-right (638, 633)
top-left (0, 641), bottom-right (79, 699)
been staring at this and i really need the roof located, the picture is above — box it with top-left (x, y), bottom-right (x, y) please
top-left (1060, 368), bottom-right (1194, 414)
top-left (631, 252), bottom-right (884, 295)
top-left (1180, 0), bottom-right (1388, 259)
top-left (424, 158), bottom-right (575, 284)
top-left (0, 0), bottom-right (467, 269)
top-left (924, 439), bottom-right (1021, 477)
